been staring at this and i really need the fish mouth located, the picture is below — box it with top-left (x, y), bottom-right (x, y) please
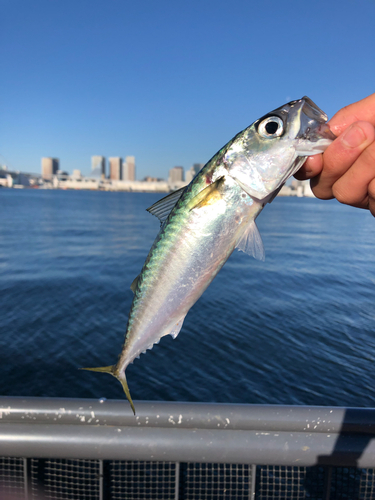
top-left (292, 96), bottom-right (337, 155)
top-left (300, 96), bottom-right (328, 123)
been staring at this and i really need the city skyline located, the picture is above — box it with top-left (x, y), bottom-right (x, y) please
top-left (35, 155), bottom-right (203, 182)
top-left (2, 1), bottom-right (374, 180)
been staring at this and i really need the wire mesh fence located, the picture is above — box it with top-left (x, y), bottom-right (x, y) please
top-left (30, 459), bottom-right (101, 500)
top-left (183, 463), bottom-right (254, 500)
top-left (1, 457), bottom-right (375, 500)
top-left (110, 461), bottom-right (177, 500)
top-left (0, 457), bottom-right (26, 500)
top-left (1, 399), bottom-right (375, 499)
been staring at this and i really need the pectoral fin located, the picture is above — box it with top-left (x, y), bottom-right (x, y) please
top-left (236, 220), bottom-right (265, 261)
top-left (187, 176), bottom-right (225, 210)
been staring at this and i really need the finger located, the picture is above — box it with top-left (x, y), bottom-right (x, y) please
top-left (331, 140), bottom-right (375, 209)
top-left (295, 93), bottom-right (375, 181)
top-left (368, 178), bottom-right (375, 217)
top-left (329, 93), bottom-right (375, 136)
top-left (294, 154), bottom-right (323, 180)
top-left (311, 122), bottom-right (375, 200)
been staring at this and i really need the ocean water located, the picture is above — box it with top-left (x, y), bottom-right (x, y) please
top-left (1, 188), bottom-right (375, 408)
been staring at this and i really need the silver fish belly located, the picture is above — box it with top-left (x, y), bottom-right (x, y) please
top-left (82, 96), bottom-right (336, 413)
top-left (120, 173), bottom-right (262, 366)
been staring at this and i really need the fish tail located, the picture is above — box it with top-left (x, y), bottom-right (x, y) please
top-left (80, 365), bottom-right (136, 415)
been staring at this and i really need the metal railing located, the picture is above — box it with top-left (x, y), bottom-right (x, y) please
top-left (1, 396), bottom-right (375, 499)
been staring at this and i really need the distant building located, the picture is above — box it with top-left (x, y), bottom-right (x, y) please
top-left (123, 156), bottom-right (136, 181)
top-left (109, 157), bottom-right (123, 180)
top-left (169, 166), bottom-right (184, 184)
top-left (14, 173), bottom-right (31, 187)
top-left (143, 176), bottom-right (160, 182)
top-left (192, 163), bottom-right (204, 175)
top-left (0, 170), bottom-right (13, 188)
top-left (185, 168), bottom-right (195, 184)
top-left (41, 157), bottom-right (59, 180)
top-left (72, 170), bottom-right (82, 179)
top-left (56, 170), bottom-right (69, 177)
top-left (185, 163), bottom-right (204, 184)
top-left (91, 156), bottom-right (106, 178)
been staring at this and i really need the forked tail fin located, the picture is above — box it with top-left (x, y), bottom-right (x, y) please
top-left (80, 365), bottom-right (136, 415)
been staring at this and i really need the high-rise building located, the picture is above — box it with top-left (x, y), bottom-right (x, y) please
top-left (185, 163), bottom-right (204, 184)
top-left (41, 157), bottom-right (59, 180)
top-left (169, 166), bottom-right (184, 183)
top-left (192, 163), bottom-right (204, 175)
top-left (109, 157), bottom-right (123, 180)
top-left (123, 156), bottom-right (136, 181)
top-left (91, 156), bottom-right (106, 178)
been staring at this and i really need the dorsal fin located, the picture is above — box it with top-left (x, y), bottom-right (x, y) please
top-left (146, 186), bottom-right (187, 224)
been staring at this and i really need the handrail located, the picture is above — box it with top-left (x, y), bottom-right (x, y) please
top-left (1, 397), bottom-right (375, 467)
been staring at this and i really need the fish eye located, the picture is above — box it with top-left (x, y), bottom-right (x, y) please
top-left (258, 116), bottom-right (284, 138)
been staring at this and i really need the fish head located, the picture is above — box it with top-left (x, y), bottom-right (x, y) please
top-left (224, 96), bottom-right (336, 200)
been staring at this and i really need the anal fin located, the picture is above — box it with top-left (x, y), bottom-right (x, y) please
top-left (167, 316), bottom-right (186, 339)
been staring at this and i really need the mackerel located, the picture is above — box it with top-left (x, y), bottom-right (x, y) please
top-left (83, 97), bottom-right (336, 414)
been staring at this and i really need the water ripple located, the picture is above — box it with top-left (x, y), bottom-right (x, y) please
top-left (0, 189), bottom-right (374, 407)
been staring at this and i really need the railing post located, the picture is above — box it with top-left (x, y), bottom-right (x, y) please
top-left (99, 460), bottom-right (104, 500)
top-left (323, 466), bottom-right (332, 500)
top-left (250, 464), bottom-right (256, 499)
top-left (174, 462), bottom-right (180, 500)
top-left (23, 458), bottom-right (28, 500)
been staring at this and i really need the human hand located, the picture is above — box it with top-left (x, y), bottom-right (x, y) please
top-left (295, 93), bottom-right (375, 216)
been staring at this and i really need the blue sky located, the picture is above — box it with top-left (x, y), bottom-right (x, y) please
top-left (1, 0), bottom-right (375, 179)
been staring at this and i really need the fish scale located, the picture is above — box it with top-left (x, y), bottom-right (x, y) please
top-left (82, 97), bottom-right (336, 414)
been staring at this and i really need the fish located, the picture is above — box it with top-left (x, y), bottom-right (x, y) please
top-left (82, 96), bottom-right (336, 414)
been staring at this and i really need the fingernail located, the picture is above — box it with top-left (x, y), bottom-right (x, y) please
top-left (342, 124), bottom-right (366, 148)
